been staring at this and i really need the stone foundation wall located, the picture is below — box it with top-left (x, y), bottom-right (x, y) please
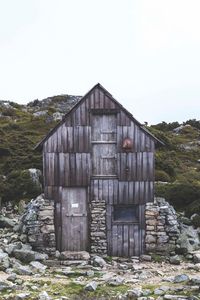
top-left (90, 199), bottom-right (107, 255)
top-left (145, 197), bottom-right (180, 255)
top-left (21, 195), bottom-right (56, 256)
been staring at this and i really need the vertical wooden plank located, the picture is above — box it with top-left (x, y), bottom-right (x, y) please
top-left (129, 225), bottom-right (134, 256)
top-left (117, 225), bottom-right (123, 256)
top-left (123, 225), bottom-right (129, 257)
top-left (94, 88), bottom-right (100, 108)
top-left (108, 180), bottom-right (114, 205)
top-left (134, 224), bottom-right (140, 256)
top-left (113, 179), bottom-right (118, 205)
top-left (112, 225), bottom-right (118, 256)
top-left (99, 90), bottom-right (104, 108)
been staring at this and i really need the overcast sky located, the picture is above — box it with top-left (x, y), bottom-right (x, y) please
top-left (0, 0), bottom-right (200, 124)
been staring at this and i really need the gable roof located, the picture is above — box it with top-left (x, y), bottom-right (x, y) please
top-left (35, 83), bottom-right (163, 150)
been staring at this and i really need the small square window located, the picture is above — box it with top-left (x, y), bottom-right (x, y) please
top-left (113, 206), bottom-right (139, 223)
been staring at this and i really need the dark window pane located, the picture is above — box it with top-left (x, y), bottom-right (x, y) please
top-left (113, 206), bottom-right (138, 222)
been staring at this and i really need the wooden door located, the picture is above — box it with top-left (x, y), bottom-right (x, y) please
top-left (92, 114), bottom-right (117, 177)
top-left (61, 188), bottom-right (88, 251)
top-left (107, 204), bottom-right (145, 256)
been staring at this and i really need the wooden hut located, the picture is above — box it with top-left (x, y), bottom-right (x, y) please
top-left (35, 83), bottom-right (161, 257)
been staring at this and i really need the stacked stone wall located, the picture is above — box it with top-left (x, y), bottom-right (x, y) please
top-left (145, 197), bottom-right (180, 254)
top-left (90, 199), bottom-right (107, 255)
top-left (21, 195), bottom-right (56, 256)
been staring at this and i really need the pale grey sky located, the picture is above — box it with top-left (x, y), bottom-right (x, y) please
top-left (0, 0), bottom-right (200, 124)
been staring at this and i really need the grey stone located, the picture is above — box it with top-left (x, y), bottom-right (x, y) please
top-left (34, 252), bottom-right (48, 261)
top-left (84, 281), bottom-right (97, 291)
top-left (13, 249), bottom-right (35, 263)
top-left (173, 274), bottom-right (189, 283)
top-left (33, 110), bottom-right (48, 117)
top-left (38, 291), bottom-right (51, 300)
top-left (154, 286), bottom-right (169, 295)
top-left (176, 226), bottom-right (200, 254)
top-left (0, 216), bottom-right (16, 228)
top-left (126, 288), bottom-right (142, 298)
top-left (93, 255), bottom-right (107, 267)
top-left (4, 242), bottom-right (22, 255)
top-left (60, 251), bottom-right (90, 261)
top-left (145, 235), bottom-right (156, 244)
top-left (140, 255), bottom-right (152, 262)
top-left (164, 296), bottom-right (189, 300)
top-left (0, 280), bottom-right (11, 291)
top-left (15, 293), bottom-right (30, 300)
top-left (169, 255), bottom-right (181, 265)
top-left (86, 270), bottom-right (95, 277)
top-left (30, 261), bottom-right (47, 273)
top-left (7, 273), bottom-right (17, 282)
top-left (190, 276), bottom-right (200, 285)
top-left (107, 276), bottom-right (124, 286)
top-left (13, 262), bottom-right (32, 275)
top-left (179, 216), bottom-right (192, 225)
top-left (0, 251), bottom-right (10, 270)
top-left (193, 252), bottom-right (200, 263)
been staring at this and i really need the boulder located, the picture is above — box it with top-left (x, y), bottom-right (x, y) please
top-left (93, 255), bottom-right (107, 268)
top-left (154, 286), bottom-right (170, 295)
top-left (38, 291), bottom-right (51, 300)
top-left (190, 276), bottom-right (200, 285)
top-left (29, 261), bottom-right (47, 273)
top-left (126, 288), bottom-right (142, 298)
top-left (173, 274), bottom-right (189, 283)
top-left (13, 249), bottom-right (48, 263)
top-left (60, 251), bottom-right (90, 261)
top-left (13, 262), bottom-right (32, 275)
top-left (0, 280), bottom-right (12, 291)
top-left (0, 216), bottom-right (16, 228)
top-left (176, 225), bottom-right (200, 254)
top-left (169, 255), bottom-right (181, 265)
top-left (193, 252), bottom-right (200, 263)
top-left (0, 251), bottom-right (10, 270)
top-left (15, 293), bottom-right (30, 300)
top-left (107, 276), bottom-right (124, 286)
top-left (84, 281), bottom-right (98, 291)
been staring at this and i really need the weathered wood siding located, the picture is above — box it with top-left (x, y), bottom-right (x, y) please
top-left (42, 85), bottom-right (155, 255)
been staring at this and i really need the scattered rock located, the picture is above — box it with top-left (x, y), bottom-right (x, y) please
top-left (60, 251), bottom-right (90, 261)
top-left (154, 286), bottom-right (170, 295)
top-left (126, 288), bottom-right (142, 298)
top-left (38, 291), bottom-right (51, 300)
top-left (30, 261), bottom-right (47, 273)
top-left (0, 280), bottom-right (12, 291)
top-left (193, 252), bottom-right (200, 263)
top-left (107, 276), bottom-right (124, 286)
top-left (7, 273), bottom-right (17, 282)
top-left (15, 293), bottom-right (30, 300)
top-left (13, 262), bottom-right (32, 275)
top-left (84, 281), bottom-right (97, 291)
top-left (140, 255), bottom-right (152, 262)
top-left (93, 255), bottom-right (107, 268)
top-left (169, 255), bottom-right (181, 265)
top-left (173, 274), bottom-right (189, 283)
top-left (0, 216), bottom-right (16, 228)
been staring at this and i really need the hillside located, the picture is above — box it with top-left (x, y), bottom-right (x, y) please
top-left (0, 96), bottom-right (200, 217)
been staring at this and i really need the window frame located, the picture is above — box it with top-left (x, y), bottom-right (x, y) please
top-left (112, 205), bottom-right (139, 224)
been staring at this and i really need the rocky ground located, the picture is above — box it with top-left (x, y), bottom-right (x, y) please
top-left (0, 206), bottom-right (200, 299)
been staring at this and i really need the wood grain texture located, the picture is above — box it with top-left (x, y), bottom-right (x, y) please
top-left (42, 85), bottom-right (156, 256)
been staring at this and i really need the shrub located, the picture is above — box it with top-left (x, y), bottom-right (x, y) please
top-left (185, 199), bottom-right (200, 217)
top-left (2, 169), bottom-right (42, 203)
top-left (191, 215), bottom-right (200, 228)
top-left (155, 170), bottom-right (171, 182)
top-left (155, 182), bottom-right (200, 210)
